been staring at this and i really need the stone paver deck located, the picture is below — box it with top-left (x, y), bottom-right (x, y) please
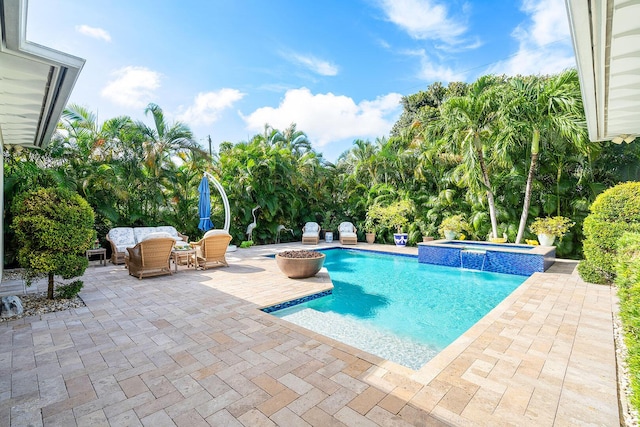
top-left (0, 243), bottom-right (619, 426)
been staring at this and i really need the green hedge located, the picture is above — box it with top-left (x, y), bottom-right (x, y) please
top-left (579, 182), bottom-right (640, 284)
top-left (615, 232), bottom-right (640, 414)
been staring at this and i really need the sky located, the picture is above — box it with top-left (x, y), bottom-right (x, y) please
top-left (27, 0), bottom-right (576, 162)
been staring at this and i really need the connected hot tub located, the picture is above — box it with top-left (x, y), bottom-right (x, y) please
top-left (418, 240), bottom-right (555, 276)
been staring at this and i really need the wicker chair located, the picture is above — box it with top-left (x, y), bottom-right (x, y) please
top-left (126, 237), bottom-right (175, 279)
top-left (301, 222), bottom-right (320, 245)
top-left (338, 222), bottom-right (358, 245)
top-left (190, 230), bottom-right (232, 270)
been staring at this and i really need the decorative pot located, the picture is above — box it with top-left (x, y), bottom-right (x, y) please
top-left (393, 233), bottom-right (408, 246)
top-left (365, 232), bottom-right (375, 244)
top-left (325, 231), bottom-right (333, 243)
top-left (276, 252), bottom-right (326, 279)
top-left (422, 236), bottom-right (434, 242)
top-left (444, 230), bottom-right (457, 240)
top-left (537, 233), bottom-right (556, 246)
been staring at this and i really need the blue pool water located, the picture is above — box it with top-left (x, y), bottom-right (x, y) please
top-left (272, 249), bottom-right (526, 369)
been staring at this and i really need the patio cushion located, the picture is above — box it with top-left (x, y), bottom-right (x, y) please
top-left (107, 227), bottom-right (136, 252)
top-left (303, 222), bottom-right (319, 233)
top-left (204, 229), bottom-right (229, 238)
top-left (154, 226), bottom-right (184, 241)
top-left (339, 222), bottom-right (355, 233)
top-left (141, 232), bottom-right (173, 242)
top-left (133, 227), bottom-right (156, 243)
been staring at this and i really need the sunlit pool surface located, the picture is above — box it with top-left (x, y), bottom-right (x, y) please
top-left (271, 248), bottom-right (526, 369)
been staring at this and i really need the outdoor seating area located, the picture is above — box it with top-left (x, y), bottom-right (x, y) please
top-left (106, 226), bottom-right (188, 264)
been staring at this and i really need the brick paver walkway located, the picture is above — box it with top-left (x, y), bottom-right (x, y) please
top-left (0, 243), bottom-right (619, 426)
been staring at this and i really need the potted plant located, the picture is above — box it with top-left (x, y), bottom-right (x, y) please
top-left (367, 200), bottom-right (413, 247)
top-left (416, 220), bottom-right (437, 242)
top-left (275, 249), bottom-right (326, 278)
top-left (362, 217), bottom-right (376, 244)
top-left (529, 216), bottom-right (574, 246)
top-left (438, 215), bottom-right (469, 240)
top-left (321, 213), bottom-right (337, 242)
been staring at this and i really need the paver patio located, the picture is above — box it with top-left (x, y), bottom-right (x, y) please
top-left (0, 243), bottom-right (619, 426)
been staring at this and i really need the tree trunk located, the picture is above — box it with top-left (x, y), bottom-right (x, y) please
top-left (477, 148), bottom-right (498, 239)
top-left (515, 129), bottom-right (540, 244)
top-left (47, 272), bottom-right (55, 300)
top-left (557, 164), bottom-right (562, 216)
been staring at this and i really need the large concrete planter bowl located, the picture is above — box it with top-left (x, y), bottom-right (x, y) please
top-left (276, 250), bottom-right (326, 279)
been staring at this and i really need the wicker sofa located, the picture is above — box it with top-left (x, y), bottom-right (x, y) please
top-left (106, 226), bottom-right (188, 265)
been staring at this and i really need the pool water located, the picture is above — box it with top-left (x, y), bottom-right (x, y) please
top-left (272, 249), bottom-right (526, 369)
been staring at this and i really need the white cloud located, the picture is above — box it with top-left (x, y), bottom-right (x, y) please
top-left (242, 88), bottom-right (402, 147)
top-left (403, 49), bottom-right (466, 82)
top-left (378, 0), bottom-right (467, 44)
top-left (101, 66), bottom-right (161, 108)
top-left (521, 0), bottom-right (570, 46)
top-left (284, 52), bottom-right (339, 76)
top-left (487, 0), bottom-right (575, 76)
top-left (177, 89), bottom-right (245, 125)
top-left (75, 24), bottom-right (111, 42)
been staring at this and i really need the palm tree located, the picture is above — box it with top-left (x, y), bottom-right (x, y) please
top-left (132, 103), bottom-right (206, 222)
top-left (505, 71), bottom-right (587, 243)
top-left (433, 75), bottom-right (506, 239)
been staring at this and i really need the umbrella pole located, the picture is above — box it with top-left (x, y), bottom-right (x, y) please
top-left (203, 172), bottom-right (231, 232)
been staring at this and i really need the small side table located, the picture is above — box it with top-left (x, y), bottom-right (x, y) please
top-left (86, 248), bottom-right (107, 266)
top-left (171, 249), bottom-right (195, 273)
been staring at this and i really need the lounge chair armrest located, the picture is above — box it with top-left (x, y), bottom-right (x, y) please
top-left (178, 232), bottom-right (188, 241)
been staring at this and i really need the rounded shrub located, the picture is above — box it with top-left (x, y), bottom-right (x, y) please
top-left (12, 188), bottom-right (95, 299)
top-left (578, 182), bottom-right (640, 284)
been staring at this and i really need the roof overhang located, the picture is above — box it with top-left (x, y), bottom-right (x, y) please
top-left (0, 0), bottom-right (85, 148)
top-left (565, 0), bottom-right (640, 143)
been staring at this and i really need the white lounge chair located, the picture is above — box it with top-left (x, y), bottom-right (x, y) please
top-left (302, 222), bottom-right (320, 245)
top-left (338, 222), bottom-right (358, 245)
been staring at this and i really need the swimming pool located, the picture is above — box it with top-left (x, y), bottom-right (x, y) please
top-left (267, 248), bottom-right (526, 369)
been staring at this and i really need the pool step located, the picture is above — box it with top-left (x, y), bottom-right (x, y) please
top-left (276, 306), bottom-right (438, 370)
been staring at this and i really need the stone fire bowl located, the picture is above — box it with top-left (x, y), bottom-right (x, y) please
top-left (275, 252), bottom-right (326, 279)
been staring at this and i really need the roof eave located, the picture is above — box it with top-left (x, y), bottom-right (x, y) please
top-left (566, 0), bottom-right (640, 142)
top-left (0, 0), bottom-right (85, 148)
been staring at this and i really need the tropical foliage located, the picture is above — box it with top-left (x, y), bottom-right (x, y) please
top-left (438, 215), bottom-right (470, 236)
top-left (3, 72), bottom-right (640, 268)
